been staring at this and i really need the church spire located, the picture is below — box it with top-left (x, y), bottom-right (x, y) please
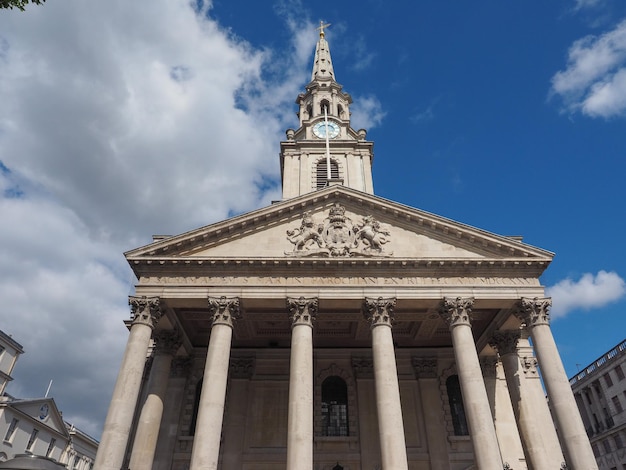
top-left (311, 21), bottom-right (335, 82)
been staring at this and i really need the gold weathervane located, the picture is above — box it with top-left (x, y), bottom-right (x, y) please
top-left (317, 21), bottom-right (331, 38)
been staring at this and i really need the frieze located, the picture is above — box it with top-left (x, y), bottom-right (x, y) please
top-left (285, 203), bottom-right (392, 257)
top-left (139, 275), bottom-right (538, 287)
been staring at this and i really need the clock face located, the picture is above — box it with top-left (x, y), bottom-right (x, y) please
top-left (313, 120), bottom-right (340, 139)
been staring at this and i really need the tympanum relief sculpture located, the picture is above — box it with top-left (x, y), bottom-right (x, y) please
top-left (285, 203), bottom-right (392, 257)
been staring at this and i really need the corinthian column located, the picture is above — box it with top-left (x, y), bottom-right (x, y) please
top-left (515, 297), bottom-right (598, 470)
top-left (489, 330), bottom-right (552, 470)
top-left (129, 329), bottom-right (182, 470)
top-left (94, 296), bottom-right (162, 470)
top-left (189, 296), bottom-right (241, 470)
top-left (363, 297), bottom-right (408, 470)
top-left (439, 297), bottom-right (503, 470)
top-left (286, 297), bottom-right (317, 470)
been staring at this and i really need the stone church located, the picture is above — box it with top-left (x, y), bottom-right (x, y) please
top-left (93, 26), bottom-right (598, 470)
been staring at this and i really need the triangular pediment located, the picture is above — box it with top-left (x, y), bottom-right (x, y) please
top-left (6, 398), bottom-right (69, 438)
top-left (126, 186), bottom-right (552, 278)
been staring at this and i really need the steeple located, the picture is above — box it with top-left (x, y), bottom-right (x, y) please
top-left (279, 25), bottom-right (374, 200)
top-left (311, 22), bottom-right (335, 82)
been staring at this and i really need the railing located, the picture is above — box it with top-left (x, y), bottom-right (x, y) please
top-left (570, 339), bottom-right (626, 386)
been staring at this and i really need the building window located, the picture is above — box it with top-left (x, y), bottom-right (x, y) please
top-left (605, 372), bottom-right (614, 387)
top-left (72, 455), bottom-right (80, 470)
top-left (26, 428), bottom-right (39, 452)
top-left (592, 443), bottom-right (600, 458)
top-left (321, 376), bottom-right (349, 436)
top-left (3, 418), bottom-right (18, 442)
top-left (446, 375), bottom-right (469, 436)
top-left (586, 391), bottom-right (593, 405)
top-left (320, 99), bottom-right (330, 115)
top-left (46, 438), bottom-right (56, 458)
top-left (615, 433), bottom-right (623, 449)
top-left (613, 396), bottom-right (623, 413)
top-left (316, 159), bottom-right (339, 189)
top-left (615, 364), bottom-right (625, 381)
top-left (603, 439), bottom-right (612, 453)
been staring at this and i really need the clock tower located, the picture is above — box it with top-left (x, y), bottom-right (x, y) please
top-left (280, 23), bottom-right (374, 199)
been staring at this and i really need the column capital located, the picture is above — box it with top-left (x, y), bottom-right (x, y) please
top-left (351, 356), bottom-right (374, 379)
top-left (363, 296), bottom-right (396, 328)
top-left (438, 296), bottom-right (474, 328)
top-left (229, 357), bottom-right (256, 379)
top-left (153, 330), bottom-right (182, 356)
top-left (129, 296), bottom-right (163, 329)
top-left (286, 296), bottom-right (318, 328)
top-left (208, 296), bottom-right (241, 327)
top-left (489, 330), bottom-right (521, 356)
top-left (412, 357), bottom-right (438, 379)
top-left (515, 297), bottom-right (552, 327)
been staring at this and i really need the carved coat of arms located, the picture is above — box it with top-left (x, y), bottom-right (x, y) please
top-left (285, 203), bottom-right (392, 257)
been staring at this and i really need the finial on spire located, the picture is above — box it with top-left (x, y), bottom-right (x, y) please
top-left (317, 21), bottom-right (331, 38)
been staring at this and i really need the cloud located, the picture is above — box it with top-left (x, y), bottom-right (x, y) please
top-left (0, 0), bottom-right (321, 439)
top-left (550, 18), bottom-right (626, 118)
top-left (546, 270), bottom-right (626, 318)
top-left (573, 0), bottom-right (604, 10)
top-left (350, 95), bottom-right (386, 130)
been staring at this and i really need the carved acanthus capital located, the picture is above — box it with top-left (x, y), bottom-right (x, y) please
top-left (489, 330), bottom-right (521, 356)
top-left (207, 296), bottom-right (241, 327)
top-left (412, 357), bottom-right (438, 379)
top-left (351, 356), bottom-right (374, 378)
top-left (129, 296), bottom-right (162, 329)
top-left (480, 356), bottom-right (498, 378)
top-left (363, 297), bottom-right (396, 327)
top-left (286, 296), bottom-right (318, 328)
top-left (438, 297), bottom-right (474, 328)
top-left (153, 330), bottom-right (182, 356)
top-left (229, 357), bottom-right (256, 379)
top-left (515, 297), bottom-right (552, 328)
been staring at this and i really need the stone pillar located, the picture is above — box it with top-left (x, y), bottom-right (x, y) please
top-left (515, 297), bottom-right (598, 470)
top-left (412, 357), bottom-right (450, 470)
top-left (439, 297), bottom-right (503, 469)
top-left (490, 330), bottom-right (552, 470)
top-left (363, 297), bottom-right (409, 470)
top-left (285, 297), bottom-right (317, 470)
top-left (189, 296), bottom-right (241, 470)
top-left (94, 296), bottom-right (162, 470)
top-left (128, 330), bottom-right (181, 470)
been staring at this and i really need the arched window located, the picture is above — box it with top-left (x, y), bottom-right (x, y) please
top-left (322, 376), bottom-right (349, 436)
top-left (189, 378), bottom-right (203, 435)
top-left (306, 103), bottom-right (313, 118)
top-left (320, 99), bottom-right (331, 115)
top-left (446, 375), bottom-right (469, 436)
top-left (316, 159), bottom-right (339, 189)
top-left (337, 104), bottom-right (344, 118)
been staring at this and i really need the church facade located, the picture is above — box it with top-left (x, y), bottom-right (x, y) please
top-left (93, 27), bottom-right (597, 470)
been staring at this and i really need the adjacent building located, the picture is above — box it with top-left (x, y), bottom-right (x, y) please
top-left (0, 331), bottom-right (98, 469)
top-left (571, 339), bottom-right (626, 470)
top-left (94, 26), bottom-right (597, 470)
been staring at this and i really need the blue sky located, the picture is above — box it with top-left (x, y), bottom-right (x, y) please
top-left (0, 0), bottom-right (625, 438)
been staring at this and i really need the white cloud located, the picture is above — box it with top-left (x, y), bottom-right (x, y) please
top-left (550, 18), bottom-right (626, 118)
top-left (0, 0), bottom-right (322, 440)
top-left (350, 95), bottom-right (386, 131)
top-left (546, 270), bottom-right (626, 318)
top-left (573, 0), bottom-right (604, 10)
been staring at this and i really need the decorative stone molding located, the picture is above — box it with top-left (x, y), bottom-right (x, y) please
top-left (285, 203), bottom-right (392, 257)
top-left (363, 297), bottom-right (396, 327)
top-left (129, 296), bottom-right (162, 329)
top-left (521, 356), bottom-right (539, 376)
top-left (480, 356), bottom-right (498, 379)
top-left (438, 297), bottom-right (474, 328)
top-left (412, 356), bottom-right (438, 379)
top-left (229, 356), bottom-right (255, 379)
top-left (488, 330), bottom-right (521, 356)
top-left (153, 329), bottom-right (182, 356)
top-left (286, 296), bottom-right (318, 328)
top-left (207, 296), bottom-right (241, 327)
top-left (351, 356), bottom-right (374, 379)
top-left (515, 297), bottom-right (552, 327)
